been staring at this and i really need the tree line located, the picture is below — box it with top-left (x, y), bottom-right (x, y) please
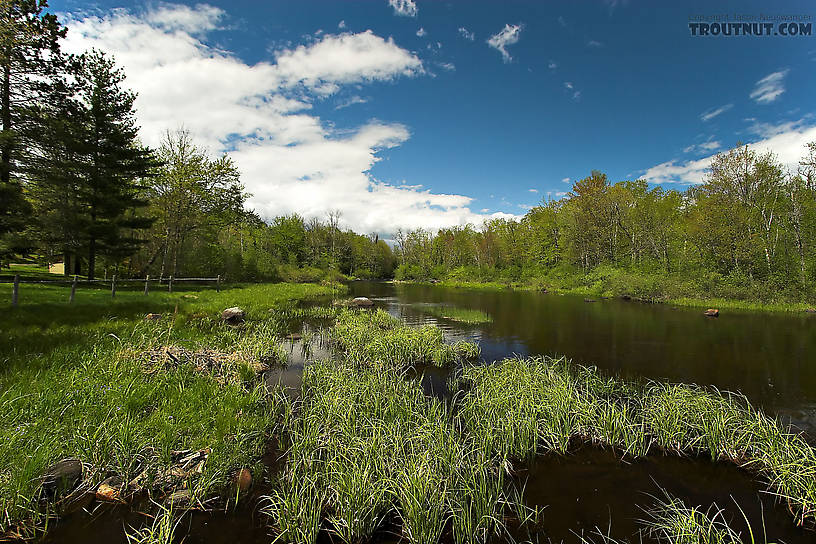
top-left (395, 142), bottom-right (816, 301)
top-left (0, 1), bottom-right (396, 281)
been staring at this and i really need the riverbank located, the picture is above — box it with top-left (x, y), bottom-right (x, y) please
top-left (391, 277), bottom-right (816, 314)
top-left (0, 282), bottom-right (341, 539)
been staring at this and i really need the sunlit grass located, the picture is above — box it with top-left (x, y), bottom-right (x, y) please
top-left (412, 304), bottom-right (492, 324)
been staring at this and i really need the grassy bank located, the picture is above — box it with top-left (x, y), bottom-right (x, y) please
top-left (0, 282), bottom-right (340, 538)
top-left (406, 270), bottom-right (816, 314)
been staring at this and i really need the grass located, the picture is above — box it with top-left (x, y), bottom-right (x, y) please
top-left (262, 361), bottom-right (522, 544)
top-left (457, 356), bottom-right (816, 526)
top-left (412, 304), bottom-right (493, 324)
top-left (0, 282), bottom-right (340, 538)
top-left (332, 308), bottom-right (481, 368)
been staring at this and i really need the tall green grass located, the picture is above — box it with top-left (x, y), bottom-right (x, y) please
top-left (457, 356), bottom-right (816, 526)
top-left (263, 362), bottom-right (522, 544)
top-left (332, 309), bottom-right (480, 368)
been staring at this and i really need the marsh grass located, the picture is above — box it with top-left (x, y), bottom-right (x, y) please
top-left (412, 304), bottom-right (493, 324)
top-left (457, 356), bottom-right (816, 526)
top-left (263, 362), bottom-right (520, 544)
top-left (0, 283), bottom-right (338, 537)
top-left (125, 502), bottom-right (180, 544)
top-left (332, 309), bottom-right (480, 368)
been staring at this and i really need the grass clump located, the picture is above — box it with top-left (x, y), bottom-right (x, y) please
top-left (457, 356), bottom-right (816, 525)
top-left (332, 309), bottom-right (480, 368)
top-left (413, 304), bottom-right (492, 324)
top-left (263, 361), bottom-right (520, 544)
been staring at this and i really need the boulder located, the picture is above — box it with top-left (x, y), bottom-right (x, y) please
top-left (350, 297), bottom-right (374, 308)
top-left (41, 459), bottom-right (83, 497)
top-left (806, 308), bottom-right (816, 314)
top-left (166, 489), bottom-right (192, 506)
top-left (704, 308), bottom-right (720, 317)
top-left (234, 468), bottom-right (253, 493)
top-left (144, 313), bottom-right (162, 321)
top-left (221, 307), bottom-right (245, 325)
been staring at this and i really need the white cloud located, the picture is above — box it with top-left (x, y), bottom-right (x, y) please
top-left (643, 118), bottom-right (816, 184)
top-left (561, 177), bottom-right (570, 183)
top-left (750, 69), bottom-right (789, 104)
top-left (458, 27), bottom-right (475, 41)
top-left (586, 40), bottom-right (603, 47)
top-left (557, 16), bottom-right (567, 28)
top-left (335, 95), bottom-right (368, 109)
top-left (436, 62), bottom-right (455, 71)
top-left (487, 24), bottom-right (522, 63)
top-left (572, 90), bottom-right (581, 101)
top-left (338, 20), bottom-right (346, 29)
top-left (683, 140), bottom-right (721, 154)
top-left (144, 2), bottom-right (224, 33)
top-left (61, 4), bottom-right (514, 234)
top-left (388, 0), bottom-right (417, 17)
top-left (700, 103), bottom-right (733, 122)
top-left (274, 31), bottom-right (424, 95)
top-left (416, 27), bottom-right (426, 37)
top-left (564, 81), bottom-right (573, 90)
top-left (548, 60), bottom-right (557, 70)
top-left (528, 188), bottom-right (538, 193)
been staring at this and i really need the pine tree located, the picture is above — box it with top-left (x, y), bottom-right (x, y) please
top-left (0, 0), bottom-right (65, 251)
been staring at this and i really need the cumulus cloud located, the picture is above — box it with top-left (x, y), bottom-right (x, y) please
top-left (528, 188), bottom-right (538, 193)
top-left (388, 0), bottom-right (417, 17)
top-left (487, 24), bottom-right (522, 63)
top-left (750, 69), bottom-right (789, 104)
top-left (643, 118), bottom-right (816, 184)
top-left (458, 27), bottom-right (475, 41)
top-left (61, 4), bottom-right (513, 234)
top-left (700, 103), bottom-right (733, 122)
top-left (416, 27), bottom-right (426, 37)
top-left (548, 60), bottom-right (557, 70)
top-left (338, 20), bottom-right (346, 29)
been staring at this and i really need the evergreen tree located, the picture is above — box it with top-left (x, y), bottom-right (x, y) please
top-left (0, 0), bottom-right (66, 257)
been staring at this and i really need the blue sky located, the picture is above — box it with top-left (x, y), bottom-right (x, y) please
top-left (50, 0), bottom-right (816, 235)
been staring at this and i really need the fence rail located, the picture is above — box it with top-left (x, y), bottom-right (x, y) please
top-left (2, 274), bottom-right (222, 306)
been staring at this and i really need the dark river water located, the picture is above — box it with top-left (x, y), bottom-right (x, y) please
top-left (38, 281), bottom-right (816, 544)
top-left (348, 281), bottom-right (816, 431)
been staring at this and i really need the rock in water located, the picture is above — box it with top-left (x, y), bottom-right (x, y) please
top-left (221, 307), bottom-right (245, 325)
top-left (144, 313), bottom-right (162, 321)
top-left (350, 297), bottom-right (374, 308)
top-left (42, 459), bottom-right (83, 497)
top-left (704, 308), bottom-right (719, 317)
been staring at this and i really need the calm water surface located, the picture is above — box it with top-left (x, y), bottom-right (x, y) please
top-left (348, 281), bottom-right (816, 431)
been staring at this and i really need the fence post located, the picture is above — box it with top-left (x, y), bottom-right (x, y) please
top-left (111, 275), bottom-right (117, 299)
top-left (69, 275), bottom-right (77, 303)
top-left (168, 275), bottom-right (173, 293)
top-left (216, 274), bottom-right (221, 293)
top-left (144, 275), bottom-right (150, 296)
top-left (12, 274), bottom-right (19, 306)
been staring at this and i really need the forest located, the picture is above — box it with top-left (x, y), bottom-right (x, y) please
top-left (395, 143), bottom-right (816, 303)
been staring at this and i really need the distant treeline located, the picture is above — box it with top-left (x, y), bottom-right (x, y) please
top-left (395, 142), bottom-right (816, 302)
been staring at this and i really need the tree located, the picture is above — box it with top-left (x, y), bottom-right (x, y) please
top-left (0, 0), bottom-right (66, 253)
top-left (144, 129), bottom-right (245, 277)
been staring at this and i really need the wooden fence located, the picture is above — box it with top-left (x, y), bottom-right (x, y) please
top-left (1, 274), bottom-right (222, 306)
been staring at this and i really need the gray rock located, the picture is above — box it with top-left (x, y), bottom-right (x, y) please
top-left (221, 307), bottom-right (245, 324)
top-left (350, 297), bottom-right (374, 308)
top-left (42, 459), bottom-right (83, 497)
